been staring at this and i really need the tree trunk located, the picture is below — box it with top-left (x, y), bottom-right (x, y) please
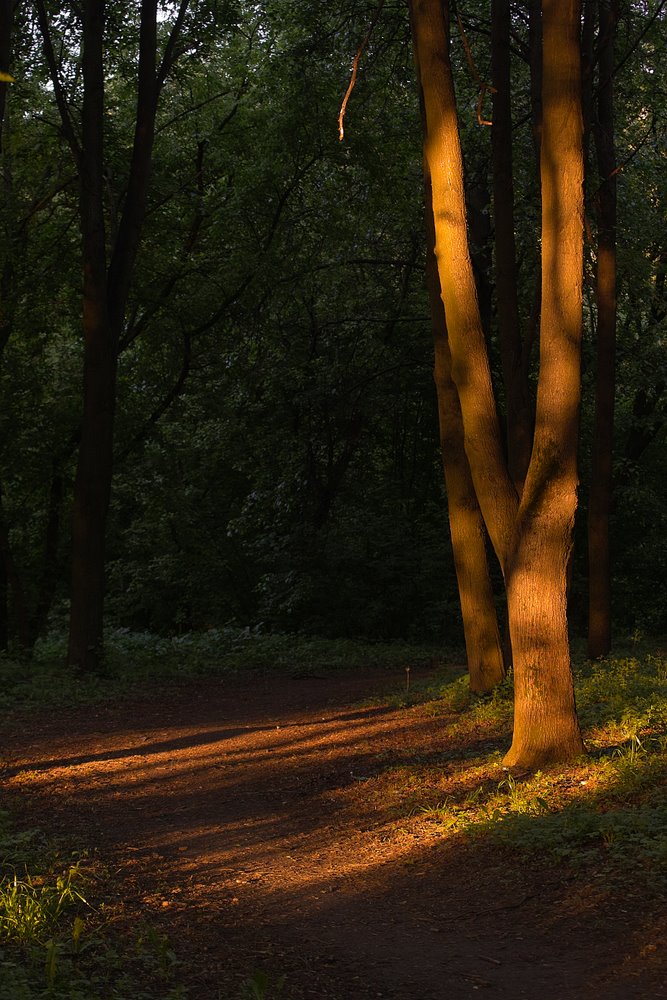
top-left (425, 186), bottom-right (505, 693)
top-left (503, 0), bottom-right (585, 768)
top-left (410, 0), bottom-right (518, 568)
top-left (0, 484), bottom-right (30, 651)
top-left (587, 0), bottom-right (618, 659)
top-left (410, 12), bottom-right (506, 693)
top-left (432, 327), bottom-right (506, 693)
top-left (66, 0), bottom-right (113, 671)
top-left (505, 504), bottom-right (582, 765)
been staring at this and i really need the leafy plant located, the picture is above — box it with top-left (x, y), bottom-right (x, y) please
top-left (0, 866), bottom-right (87, 944)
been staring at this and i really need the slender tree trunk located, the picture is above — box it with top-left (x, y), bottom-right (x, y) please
top-left (32, 469), bottom-right (65, 643)
top-left (587, 0), bottom-right (618, 659)
top-left (503, 0), bottom-right (585, 767)
top-left (410, 10), bottom-right (505, 693)
top-left (432, 326), bottom-right (506, 693)
top-left (0, 0), bottom-right (13, 648)
top-left (0, 484), bottom-right (30, 650)
top-left (411, 0), bottom-right (518, 564)
top-left (67, 0), bottom-right (114, 672)
top-left (491, 0), bottom-right (532, 495)
top-left (425, 183), bottom-right (505, 693)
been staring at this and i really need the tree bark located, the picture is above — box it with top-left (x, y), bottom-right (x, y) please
top-left (425, 182), bottom-right (505, 693)
top-left (503, 0), bottom-right (585, 767)
top-left (410, 11), bottom-right (505, 693)
top-left (411, 0), bottom-right (585, 768)
top-left (67, 0), bottom-right (114, 672)
top-left (410, 0), bottom-right (518, 569)
top-left (587, 0), bottom-right (618, 659)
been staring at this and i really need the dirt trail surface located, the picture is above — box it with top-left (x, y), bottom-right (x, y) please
top-left (3, 668), bottom-right (666, 999)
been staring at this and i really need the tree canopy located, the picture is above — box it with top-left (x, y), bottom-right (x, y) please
top-left (0, 0), bottom-right (664, 672)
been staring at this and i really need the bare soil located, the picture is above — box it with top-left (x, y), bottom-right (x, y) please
top-left (3, 667), bottom-right (667, 999)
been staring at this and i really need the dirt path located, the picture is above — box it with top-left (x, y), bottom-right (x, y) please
top-left (3, 668), bottom-right (666, 999)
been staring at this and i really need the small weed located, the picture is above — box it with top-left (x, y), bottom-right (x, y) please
top-left (239, 970), bottom-right (286, 1000)
top-left (0, 866), bottom-right (87, 944)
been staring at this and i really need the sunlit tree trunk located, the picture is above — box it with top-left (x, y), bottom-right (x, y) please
top-left (426, 187), bottom-right (506, 694)
top-left (587, 0), bottom-right (618, 659)
top-left (410, 13), bottom-right (506, 694)
top-left (503, 0), bottom-right (585, 766)
top-left (411, 0), bottom-right (585, 768)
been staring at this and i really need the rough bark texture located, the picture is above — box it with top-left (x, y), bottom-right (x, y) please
top-left (587, 0), bottom-right (618, 659)
top-left (503, 0), bottom-right (585, 768)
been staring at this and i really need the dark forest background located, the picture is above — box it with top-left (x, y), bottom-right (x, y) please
top-left (0, 0), bottom-right (665, 659)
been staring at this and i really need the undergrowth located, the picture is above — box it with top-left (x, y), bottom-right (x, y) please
top-left (3, 633), bottom-right (667, 991)
top-left (0, 629), bottom-right (455, 711)
top-left (0, 811), bottom-right (189, 1000)
top-left (0, 813), bottom-right (283, 1000)
top-left (386, 648), bottom-right (667, 886)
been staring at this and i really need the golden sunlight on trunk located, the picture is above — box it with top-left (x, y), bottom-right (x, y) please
top-left (411, 0), bottom-right (585, 768)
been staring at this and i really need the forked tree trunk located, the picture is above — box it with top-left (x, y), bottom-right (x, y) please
top-left (64, 0), bottom-right (169, 670)
top-left (587, 0), bottom-right (618, 659)
top-left (411, 0), bottom-right (585, 769)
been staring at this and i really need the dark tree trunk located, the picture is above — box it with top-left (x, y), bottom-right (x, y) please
top-left (587, 0), bottom-right (618, 659)
top-left (67, 0), bottom-right (169, 670)
top-left (491, 0), bottom-right (532, 496)
top-left (67, 0), bottom-right (114, 672)
top-left (0, 485), bottom-right (30, 651)
top-left (32, 470), bottom-right (65, 643)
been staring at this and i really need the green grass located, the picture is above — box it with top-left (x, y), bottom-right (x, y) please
top-left (0, 810), bottom-right (190, 1000)
top-left (0, 628), bottom-right (457, 711)
top-left (383, 648), bottom-right (667, 885)
top-left (0, 811), bottom-right (286, 1000)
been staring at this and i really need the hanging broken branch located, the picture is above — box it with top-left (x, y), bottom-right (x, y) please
top-left (338, 0), bottom-right (386, 141)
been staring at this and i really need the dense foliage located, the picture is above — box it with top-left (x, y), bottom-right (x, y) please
top-left (0, 1), bottom-right (665, 655)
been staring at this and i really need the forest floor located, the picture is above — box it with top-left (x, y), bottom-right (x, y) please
top-left (3, 664), bottom-right (667, 1000)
